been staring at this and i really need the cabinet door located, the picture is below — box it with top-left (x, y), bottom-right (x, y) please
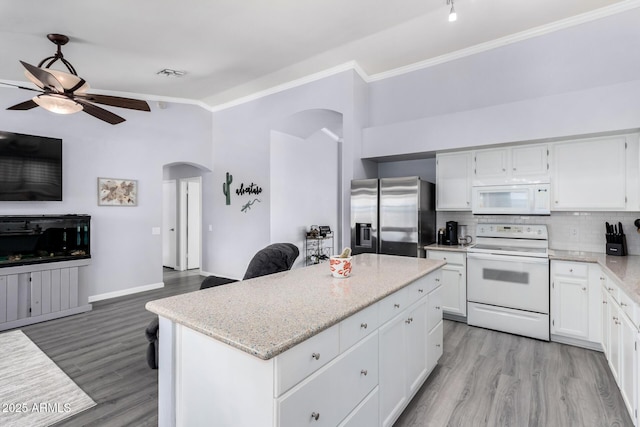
top-left (436, 152), bottom-right (471, 210)
top-left (440, 265), bottom-right (465, 317)
top-left (511, 144), bottom-right (548, 179)
top-left (474, 148), bottom-right (508, 183)
top-left (406, 300), bottom-right (427, 397)
top-left (427, 320), bottom-right (443, 372)
top-left (379, 313), bottom-right (407, 427)
top-left (551, 276), bottom-right (589, 339)
top-left (610, 297), bottom-right (622, 382)
top-left (551, 136), bottom-right (627, 210)
top-left (601, 286), bottom-right (611, 359)
top-left (619, 312), bottom-right (636, 419)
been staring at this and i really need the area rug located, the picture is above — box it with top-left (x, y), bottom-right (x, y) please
top-left (0, 330), bottom-right (96, 427)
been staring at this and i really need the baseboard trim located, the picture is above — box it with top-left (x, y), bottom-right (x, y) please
top-left (550, 334), bottom-right (604, 352)
top-left (200, 270), bottom-right (242, 281)
top-left (89, 282), bottom-right (164, 303)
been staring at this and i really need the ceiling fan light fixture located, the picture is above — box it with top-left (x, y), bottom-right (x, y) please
top-left (33, 95), bottom-right (83, 115)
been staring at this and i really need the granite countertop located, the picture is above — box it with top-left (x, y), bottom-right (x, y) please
top-left (550, 249), bottom-right (640, 305)
top-left (425, 243), bottom-right (474, 253)
top-left (146, 254), bottom-right (445, 360)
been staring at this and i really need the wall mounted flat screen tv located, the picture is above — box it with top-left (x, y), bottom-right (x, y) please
top-left (0, 131), bottom-right (62, 201)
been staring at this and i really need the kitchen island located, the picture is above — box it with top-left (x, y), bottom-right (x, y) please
top-left (146, 254), bottom-right (445, 427)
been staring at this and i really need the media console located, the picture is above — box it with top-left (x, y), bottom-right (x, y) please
top-left (0, 215), bottom-right (92, 331)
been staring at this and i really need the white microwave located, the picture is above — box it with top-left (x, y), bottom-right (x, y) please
top-left (472, 184), bottom-right (550, 215)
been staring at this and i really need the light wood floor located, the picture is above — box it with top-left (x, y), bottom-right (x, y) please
top-left (13, 270), bottom-right (633, 427)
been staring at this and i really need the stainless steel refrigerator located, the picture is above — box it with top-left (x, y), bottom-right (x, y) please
top-left (350, 177), bottom-right (436, 257)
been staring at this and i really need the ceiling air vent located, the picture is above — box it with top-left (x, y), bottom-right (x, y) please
top-left (156, 68), bottom-right (186, 77)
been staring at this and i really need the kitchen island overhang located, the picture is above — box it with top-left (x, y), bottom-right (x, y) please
top-left (147, 253), bottom-right (446, 427)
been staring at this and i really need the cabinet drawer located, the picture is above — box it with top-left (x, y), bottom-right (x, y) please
top-left (379, 286), bottom-right (408, 324)
top-left (406, 276), bottom-right (429, 307)
top-left (553, 261), bottom-right (588, 278)
top-left (275, 323), bottom-right (340, 397)
top-left (427, 286), bottom-right (443, 331)
top-left (277, 332), bottom-right (378, 427)
top-left (428, 251), bottom-right (465, 266)
top-left (338, 387), bottom-right (379, 427)
top-left (340, 303), bottom-right (379, 352)
top-left (618, 290), bottom-right (638, 329)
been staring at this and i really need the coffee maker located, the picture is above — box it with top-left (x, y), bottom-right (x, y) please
top-left (443, 221), bottom-right (458, 245)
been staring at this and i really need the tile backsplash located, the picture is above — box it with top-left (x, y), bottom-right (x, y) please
top-left (436, 211), bottom-right (640, 255)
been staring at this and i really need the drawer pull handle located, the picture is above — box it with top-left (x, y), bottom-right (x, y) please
top-left (435, 306), bottom-right (441, 310)
top-left (603, 300), bottom-right (607, 304)
top-left (360, 323), bottom-right (368, 329)
top-left (311, 353), bottom-right (320, 360)
top-left (436, 344), bottom-right (441, 348)
top-left (394, 303), bottom-right (400, 309)
top-left (361, 369), bottom-right (368, 376)
top-left (405, 317), bottom-right (413, 324)
top-left (418, 288), bottom-right (424, 293)
top-left (311, 412), bottom-right (320, 421)
top-left (569, 269), bottom-right (573, 273)
top-left (608, 287), bottom-right (614, 291)
top-left (620, 302), bottom-right (627, 307)
top-left (615, 320), bottom-right (621, 325)
top-left (435, 278), bottom-right (440, 282)
top-left (582, 287), bottom-right (586, 291)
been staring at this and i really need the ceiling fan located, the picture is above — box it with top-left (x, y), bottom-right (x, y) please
top-left (2, 33), bottom-right (150, 125)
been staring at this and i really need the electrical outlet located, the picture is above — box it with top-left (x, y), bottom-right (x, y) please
top-left (570, 226), bottom-right (579, 239)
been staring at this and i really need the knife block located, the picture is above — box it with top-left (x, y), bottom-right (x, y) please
top-left (606, 238), bottom-right (627, 256)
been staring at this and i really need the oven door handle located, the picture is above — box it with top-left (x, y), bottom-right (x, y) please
top-left (467, 252), bottom-right (549, 264)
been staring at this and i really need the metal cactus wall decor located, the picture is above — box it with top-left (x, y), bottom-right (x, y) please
top-left (223, 171), bottom-right (263, 212)
top-left (223, 172), bottom-right (233, 205)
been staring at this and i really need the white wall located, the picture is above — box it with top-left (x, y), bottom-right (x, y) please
top-left (270, 130), bottom-right (339, 268)
top-left (0, 88), bottom-right (213, 300)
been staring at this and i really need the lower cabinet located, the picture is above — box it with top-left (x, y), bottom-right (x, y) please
top-left (379, 284), bottom-right (442, 427)
top-left (427, 250), bottom-right (466, 318)
top-left (0, 260), bottom-right (91, 331)
top-left (171, 269), bottom-right (445, 427)
top-left (601, 272), bottom-right (639, 426)
top-left (550, 260), bottom-right (601, 348)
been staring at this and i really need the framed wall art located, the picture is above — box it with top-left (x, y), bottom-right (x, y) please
top-left (97, 177), bottom-right (138, 206)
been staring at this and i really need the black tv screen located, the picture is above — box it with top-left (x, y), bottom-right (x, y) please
top-left (0, 131), bottom-right (62, 201)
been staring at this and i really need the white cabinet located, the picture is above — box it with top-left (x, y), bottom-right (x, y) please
top-left (436, 152), bottom-right (472, 210)
top-left (601, 271), bottom-right (639, 425)
top-left (551, 136), bottom-right (627, 210)
top-left (379, 274), bottom-right (442, 427)
top-left (473, 144), bottom-right (549, 186)
top-left (427, 250), bottom-right (466, 318)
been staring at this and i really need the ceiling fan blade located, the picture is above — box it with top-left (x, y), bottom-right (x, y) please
top-left (0, 81), bottom-right (44, 93)
top-left (75, 99), bottom-right (125, 125)
top-left (74, 93), bottom-right (150, 111)
top-left (7, 99), bottom-right (39, 110)
top-left (20, 61), bottom-right (63, 92)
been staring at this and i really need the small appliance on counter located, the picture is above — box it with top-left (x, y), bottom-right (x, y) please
top-left (605, 221), bottom-right (627, 256)
top-left (458, 224), bottom-right (472, 245)
top-left (443, 221), bottom-right (458, 245)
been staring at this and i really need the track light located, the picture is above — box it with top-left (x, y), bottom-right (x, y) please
top-left (447, 0), bottom-right (457, 22)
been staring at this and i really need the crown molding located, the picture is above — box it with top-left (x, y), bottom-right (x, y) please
top-left (368, 0), bottom-right (640, 82)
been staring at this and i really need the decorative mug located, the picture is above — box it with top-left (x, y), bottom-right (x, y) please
top-left (330, 256), bottom-right (352, 278)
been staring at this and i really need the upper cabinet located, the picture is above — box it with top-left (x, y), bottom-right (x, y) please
top-left (551, 136), bottom-right (627, 211)
top-left (436, 152), bottom-right (471, 211)
top-left (473, 144), bottom-right (549, 186)
top-left (435, 133), bottom-right (639, 213)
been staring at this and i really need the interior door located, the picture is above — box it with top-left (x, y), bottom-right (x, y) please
top-left (187, 179), bottom-right (201, 269)
top-left (162, 180), bottom-right (177, 269)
